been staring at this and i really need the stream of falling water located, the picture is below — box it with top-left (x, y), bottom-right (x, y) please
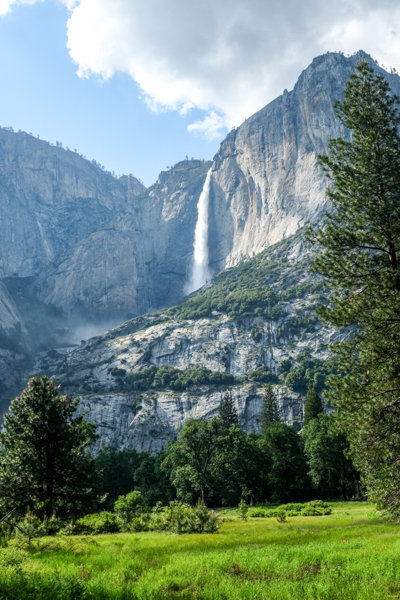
top-left (185, 168), bottom-right (213, 294)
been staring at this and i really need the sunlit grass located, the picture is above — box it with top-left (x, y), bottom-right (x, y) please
top-left (2, 502), bottom-right (400, 599)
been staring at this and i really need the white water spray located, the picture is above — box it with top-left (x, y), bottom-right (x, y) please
top-left (185, 168), bottom-right (213, 294)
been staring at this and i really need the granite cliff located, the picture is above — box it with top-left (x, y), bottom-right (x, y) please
top-left (1, 51), bottom-right (397, 440)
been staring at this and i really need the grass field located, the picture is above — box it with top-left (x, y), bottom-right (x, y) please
top-left (1, 502), bottom-right (400, 599)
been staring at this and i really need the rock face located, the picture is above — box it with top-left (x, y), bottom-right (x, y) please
top-left (207, 51), bottom-right (400, 272)
top-left (77, 386), bottom-right (304, 455)
top-left (36, 160), bottom-right (212, 319)
top-left (0, 282), bottom-right (21, 332)
top-left (2, 52), bottom-right (399, 324)
top-left (0, 129), bottom-right (145, 280)
top-left (34, 231), bottom-right (349, 452)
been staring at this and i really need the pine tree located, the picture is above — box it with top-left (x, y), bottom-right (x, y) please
top-left (307, 60), bottom-right (400, 516)
top-left (261, 384), bottom-right (280, 432)
top-left (308, 59), bottom-right (400, 335)
top-left (303, 384), bottom-right (323, 427)
top-left (0, 375), bottom-right (102, 517)
top-left (218, 392), bottom-right (238, 428)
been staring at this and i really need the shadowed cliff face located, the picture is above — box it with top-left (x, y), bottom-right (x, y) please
top-left (35, 160), bottom-right (212, 320)
top-left (0, 130), bottom-right (145, 279)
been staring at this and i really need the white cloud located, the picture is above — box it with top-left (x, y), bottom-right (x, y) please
top-left (187, 111), bottom-right (228, 140)
top-left (4, 0), bottom-right (400, 136)
top-left (0, 0), bottom-right (42, 17)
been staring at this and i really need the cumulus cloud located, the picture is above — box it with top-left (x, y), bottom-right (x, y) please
top-left (63, 0), bottom-right (400, 137)
top-left (4, 0), bottom-right (400, 137)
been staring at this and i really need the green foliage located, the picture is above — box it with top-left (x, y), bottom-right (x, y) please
top-left (166, 229), bottom-right (324, 322)
top-left (261, 384), bottom-right (281, 431)
top-left (303, 414), bottom-right (360, 500)
top-left (275, 509), bottom-right (287, 523)
top-left (94, 445), bottom-right (175, 510)
top-left (238, 498), bottom-right (249, 521)
top-left (279, 358), bottom-right (292, 374)
top-left (218, 392), bottom-right (239, 428)
top-left (210, 427), bottom-right (271, 506)
top-left (114, 491), bottom-right (144, 523)
top-left (0, 375), bottom-right (102, 518)
top-left (247, 367), bottom-right (279, 384)
top-left (14, 511), bottom-right (47, 544)
top-left (247, 500), bottom-right (332, 519)
top-left (303, 383), bottom-right (323, 426)
top-left (262, 423), bottom-right (311, 504)
top-left (72, 511), bottom-right (122, 534)
top-left (126, 364), bottom-right (234, 392)
top-left (166, 500), bottom-right (220, 534)
top-left (190, 500), bottom-right (220, 533)
top-left (120, 500), bottom-right (220, 534)
top-left (284, 358), bottom-right (330, 393)
top-left (162, 419), bottom-right (224, 504)
top-left (307, 61), bottom-right (400, 517)
top-left (133, 452), bottom-right (176, 507)
top-left (94, 445), bottom-right (142, 511)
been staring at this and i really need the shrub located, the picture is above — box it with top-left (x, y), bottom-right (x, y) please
top-left (247, 507), bottom-right (270, 518)
top-left (72, 511), bottom-right (122, 534)
top-left (248, 501), bottom-right (332, 519)
top-left (126, 365), bottom-right (235, 392)
top-left (190, 501), bottom-right (220, 533)
top-left (15, 511), bottom-right (48, 544)
top-left (278, 503), bottom-right (305, 513)
top-left (114, 491), bottom-right (144, 523)
top-left (238, 498), bottom-right (249, 521)
top-left (156, 501), bottom-right (220, 534)
top-left (275, 509), bottom-right (287, 523)
top-left (301, 500), bottom-right (332, 516)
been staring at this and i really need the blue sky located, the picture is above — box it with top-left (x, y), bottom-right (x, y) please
top-left (0, 2), bottom-right (223, 186)
top-left (1, 0), bottom-right (398, 186)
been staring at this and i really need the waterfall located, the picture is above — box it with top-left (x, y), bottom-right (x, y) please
top-left (185, 168), bottom-right (212, 294)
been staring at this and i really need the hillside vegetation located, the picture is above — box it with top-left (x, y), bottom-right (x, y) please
top-left (167, 231), bottom-right (324, 323)
top-left (62, 229), bottom-right (332, 397)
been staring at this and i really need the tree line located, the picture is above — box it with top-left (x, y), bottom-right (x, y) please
top-left (0, 377), bottom-right (359, 524)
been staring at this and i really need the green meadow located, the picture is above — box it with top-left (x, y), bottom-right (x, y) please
top-left (1, 502), bottom-right (400, 599)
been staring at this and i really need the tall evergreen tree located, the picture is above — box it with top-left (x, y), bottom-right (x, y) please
top-left (304, 414), bottom-right (360, 500)
top-left (218, 392), bottom-right (239, 428)
top-left (307, 60), bottom-right (400, 516)
top-left (303, 384), bottom-right (324, 427)
top-left (261, 384), bottom-right (280, 432)
top-left (0, 375), bottom-right (102, 517)
top-left (262, 423), bottom-right (310, 503)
